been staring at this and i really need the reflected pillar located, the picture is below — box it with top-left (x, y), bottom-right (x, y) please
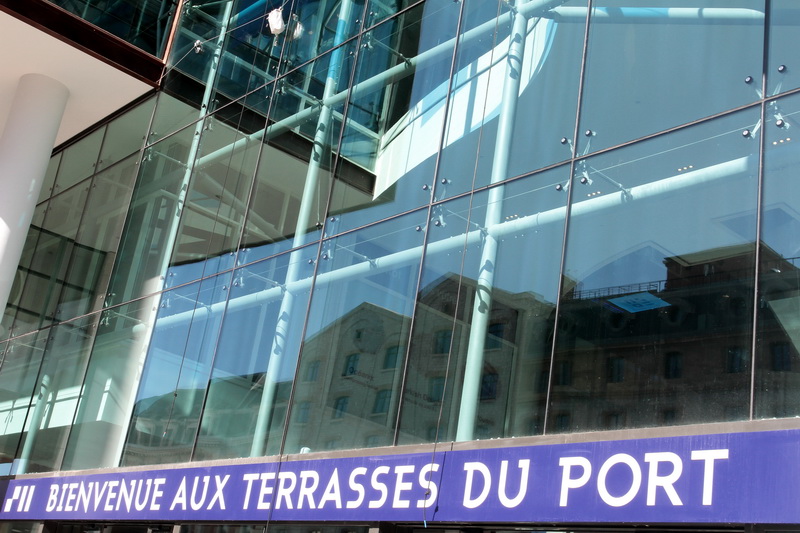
top-left (0, 74), bottom-right (69, 333)
top-left (249, 0), bottom-right (355, 457)
top-left (455, 0), bottom-right (529, 441)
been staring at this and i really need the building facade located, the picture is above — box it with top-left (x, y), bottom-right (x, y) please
top-left (1, 1), bottom-right (800, 533)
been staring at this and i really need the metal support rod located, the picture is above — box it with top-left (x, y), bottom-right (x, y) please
top-left (248, 0), bottom-right (355, 458)
top-left (456, 0), bottom-right (529, 442)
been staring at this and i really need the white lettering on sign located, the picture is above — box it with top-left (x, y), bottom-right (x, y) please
top-left (463, 460), bottom-right (530, 509)
top-left (558, 449), bottom-right (729, 508)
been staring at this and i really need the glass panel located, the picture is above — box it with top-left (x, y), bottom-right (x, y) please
top-left (47, 0), bottom-right (177, 57)
top-left (284, 210), bottom-right (426, 453)
top-left (96, 98), bottom-right (155, 172)
top-left (756, 92), bottom-right (800, 418)
top-left (148, 93), bottom-right (201, 145)
top-left (550, 108), bottom-right (760, 433)
top-left (106, 125), bottom-right (196, 304)
top-left (0, 333), bottom-right (47, 475)
top-left (436, 0), bottom-right (585, 199)
top-left (767, 1), bottom-right (800, 96)
top-left (16, 315), bottom-right (100, 473)
top-left (2, 205), bottom-right (48, 339)
top-left (239, 44), bottom-right (359, 261)
top-left (11, 183), bottom-right (91, 336)
top-left (38, 152), bottom-right (61, 203)
top-left (167, 107), bottom-right (262, 286)
top-left (55, 154), bottom-right (140, 322)
top-left (398, 167), bottom-right (567, 444)
top-left (578, 1), bottom-right (764, 154)
top-left (328, 0), bottom-right (462, 234)
top-left (53, 128), bottom-right (104, 194)
top-left (61, 297), bottom-right (158, 470)
top-left (195, 245), bottom-right (317, 460)
top-left (121, 273), bottom-right (232, 466)
top-left (366, 0), bottom-right (420, 27)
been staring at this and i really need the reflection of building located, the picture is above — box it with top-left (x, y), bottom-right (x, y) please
top-left (4, 2), bottom-right (800, 533)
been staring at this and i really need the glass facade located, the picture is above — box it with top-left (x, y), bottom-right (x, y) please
top-left (4, 0), bottom-right (800, 475)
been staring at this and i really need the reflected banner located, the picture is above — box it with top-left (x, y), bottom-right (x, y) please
top-left (2, 430), bottom-right (800, 523)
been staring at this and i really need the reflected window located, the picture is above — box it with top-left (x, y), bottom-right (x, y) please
top-left (383, 345), bottom-right (401, 369)
top-left (665, 351), bottom-right (683, 379)
top-left (333, 396), bottom-right (349, 418)
top-left (296, 402), bottom-right (311, 424)
top-left (433, 329), bottom-right (452, 354)
top-left (771, 342), bottom-right (792, 371)
top-left (555, 360), bottom-right (572, 386)
top-left (428, 376), bottom-right (445, 402)
top-left (605, 412), bottom-right (624, 429)
top-left (373, 389), bottom-right (391, 414)
top-left (485, 322), bottom-right (505, 350)
top-left (480, 372), bottom-right (499, 401)
top-left (727, 346), bottom-right (747, 373)
top-left (554, 412), bottom-right (571, 431)
top-left (607, 357), bottom-right (624, 383)
top-left (343, 353), bottom-right (360, 376)
top-left (305, 360), bottom-right (321, 381)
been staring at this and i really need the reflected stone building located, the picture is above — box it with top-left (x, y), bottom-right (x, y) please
top-left (3, 1), bottom-right (800, 533)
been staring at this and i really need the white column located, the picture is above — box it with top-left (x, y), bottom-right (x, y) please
top-left (0, 74), bottom-right (70, 327)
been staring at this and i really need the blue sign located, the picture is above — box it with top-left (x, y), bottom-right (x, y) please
top-left (1, 429), bottom-right (799, 523)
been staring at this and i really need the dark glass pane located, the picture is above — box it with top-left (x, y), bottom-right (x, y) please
top-left (551, 108), bottom-right (760, 433)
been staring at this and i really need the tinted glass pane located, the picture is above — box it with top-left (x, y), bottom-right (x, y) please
top-left (398, 167), bottom-right (567, 444)
top-left (97, 98), bottom-right (155, 172)
top-left (167, 107), bottom-right (262, 285)
top-left (107, 125), bottom-right (196, 303)
top-left (756, 91), bottom-right (800, 418)
top-left (16, 315), bottom-right (100, 473)
top-left (0, 333), bottom-right (47, 475)
top-left (195, 246), bottom-right (317, 460)
top-left (550, 108), bottom-right (760, 433)
top-left (121, 273), bottom-right (232, 466)
top-left (436, 0), bottom-right (585, 199)
top-left (239, 45), bottom-right (359, 260)
top-left (326, 0), bottom-right (462, 233)
top-left (11, 184), bottom-right (91, 336)
top-left (3, 206), bottom-right (48, 339)
top-left (578, 1), bottom-right (764, 154)
top-left (61, 297), bottom-right (158, 470)
top-left (53, 128), bottom-right (104, 193)
top-left (54, 155), bottom-right (139, 323)
top-left (285, 210), bottom-right (426, 453)
top-left (38, 152), bottom-right (61, 203)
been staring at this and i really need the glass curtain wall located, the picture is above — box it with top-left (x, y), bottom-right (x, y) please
top-left (6, 0), bottom-right (800, 473)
